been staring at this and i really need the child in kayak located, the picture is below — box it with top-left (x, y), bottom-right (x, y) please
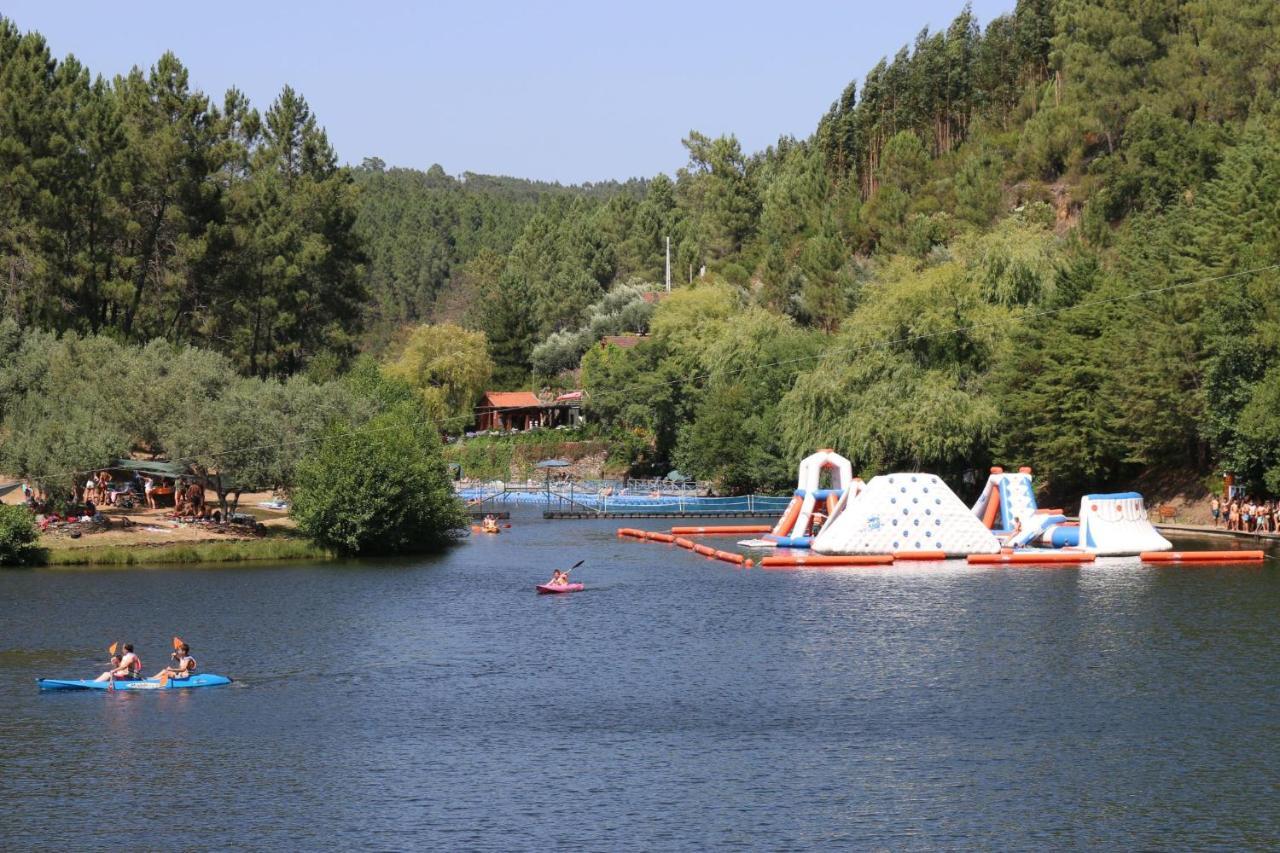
top-left (94, 643), bottom-right (142, 681)
top-left (153, 643), bottom-right (197, 680)
top-left (546, 570), bottom-right (569, 587)
top-left (94, 653), bottom-right (124, 682)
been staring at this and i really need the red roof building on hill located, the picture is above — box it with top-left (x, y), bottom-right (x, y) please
top-left (472, 390), bottom-right (587, 432)
top-left (474, 391), bottom-right (542, 431)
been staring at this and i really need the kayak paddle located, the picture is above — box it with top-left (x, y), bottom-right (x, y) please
top-left (107, 641), bottom-right (120, 692)
top-left (159, 635), bottom-right (185, 688)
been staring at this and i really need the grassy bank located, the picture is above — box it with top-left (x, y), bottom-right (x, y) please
top-left (446, 427), bottom-right (622, 480)
top-left (41, 536), bottom-right (330, 567)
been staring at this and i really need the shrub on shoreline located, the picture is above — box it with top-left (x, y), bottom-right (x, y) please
top-left (292, 404), bottom-right (468, 555)
top-left (0, 505), bottom-right (40, 566)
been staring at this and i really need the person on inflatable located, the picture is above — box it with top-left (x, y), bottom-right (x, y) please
top-left (153, 643), bottom-right (197, 680)
top-left (809, 512), bottom-right (827, 536)
top-left (482, 514), bottom-right (499, 533)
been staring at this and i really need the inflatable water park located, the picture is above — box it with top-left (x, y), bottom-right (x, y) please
top-left (619, 452), bottom-right (1264, 566)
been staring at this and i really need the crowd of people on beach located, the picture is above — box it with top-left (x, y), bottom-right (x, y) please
top-left (1210, 496), bottom-right (1279, 533)
top-left (18, 469), bottom-right (227, 531)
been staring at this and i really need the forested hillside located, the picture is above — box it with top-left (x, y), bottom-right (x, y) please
top-left (5, 1), bottom-right (1280, 499)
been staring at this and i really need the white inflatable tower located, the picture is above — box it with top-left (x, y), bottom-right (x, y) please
top-left (813, 473), bottom-right (1001, 556)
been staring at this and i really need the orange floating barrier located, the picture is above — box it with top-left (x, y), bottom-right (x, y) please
top-left (892, 550), bottom-right (948, 561)
top-left (670, 524), bottom-right (773, 535)
top-left (968, 552), bottom-right (1095, 564)
top-left (714, 550), bottom-right (746, 565)
top-left (693, 544), bottom-right (716, 557)
top-left (644, 531), bottom-right (676, 543)
top-left (616, 528), bottom-right (643, 538)
top-left (673, 537), bottom-right (696, 549)
top-left (760, 554), bottom-right (893, 567)
top-left (1141, 550), bottom-right (1265, 563)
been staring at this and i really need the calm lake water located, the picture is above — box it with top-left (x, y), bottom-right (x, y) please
top-left (1, 513), bottom-right (1278, 850)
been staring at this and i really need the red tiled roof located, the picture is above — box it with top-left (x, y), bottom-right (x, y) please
top-left (479, 391), bottom-right (541, 409)
top-left (601, 335), bottom-right (648, 349)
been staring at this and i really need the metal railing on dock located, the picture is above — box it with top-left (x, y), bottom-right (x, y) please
top-left (544, 508), bottom-right (779, 519)
top-left (457, 481), bottom-right (790, 519)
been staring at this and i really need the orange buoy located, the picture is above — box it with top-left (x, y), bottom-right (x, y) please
top-left (968, 552), bottom-right (1095, 564)
top-left (714, 550), bottom-right (746, 565)
top-left (1141, 550), bottom-right (1265, 563)
top-left (644, 531), bottom-right (676, 543)
top-left (892, 550), bottom-right (948, 561)
top-left (673, 537), bottom-right (696, 549)
top-left (670, 524), bottom-right (773, 535)
top-left (759, 554), bottom-right (893, 567)
top-left (693, 544), bottom-right (716, 557)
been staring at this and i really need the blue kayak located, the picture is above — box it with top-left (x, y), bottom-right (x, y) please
top-left (37, 674), bottom-right (232, 691)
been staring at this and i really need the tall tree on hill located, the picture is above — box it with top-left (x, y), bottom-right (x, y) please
top-left (112, 53), bottom-right (220, 341)
top-left (226, 86), bottom-right (364, 377)
top-left (0, 26), bottom-right (59, 325)
top-left (676, 132), bottom-right (760, 266)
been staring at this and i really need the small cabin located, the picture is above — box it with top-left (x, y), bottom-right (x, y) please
top-left (474, 391), bottom-right (543, 431)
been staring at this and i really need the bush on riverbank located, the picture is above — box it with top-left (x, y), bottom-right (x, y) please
top-left (292, 404), bottom-right (468, 555)
top-left (0, 505), bottom-right (39, 566)
top-left (42, 537), bottom-right (329, 567)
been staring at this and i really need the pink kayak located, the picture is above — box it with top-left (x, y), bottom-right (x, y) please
top-left (536, 583), bottom-right (584, 594)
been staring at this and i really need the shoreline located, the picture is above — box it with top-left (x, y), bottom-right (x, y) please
top-left (37, 536), bottom-right (329, 567)
top-left (1157, 522), bottom-right (1280, 544)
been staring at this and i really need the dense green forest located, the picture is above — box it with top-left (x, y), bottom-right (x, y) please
top-left (5, 1), bottom-right (1280, 500)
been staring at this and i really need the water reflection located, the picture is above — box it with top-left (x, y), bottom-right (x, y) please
top-left (1, 518), bottom-right (1278, 849)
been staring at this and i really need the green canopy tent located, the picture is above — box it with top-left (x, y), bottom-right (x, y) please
top-left (110, 459), bottom-right (189, 479)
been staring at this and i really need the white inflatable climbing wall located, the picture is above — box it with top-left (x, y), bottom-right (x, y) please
top-left (812, 473), bottom-right (1002, 556)
top-left (1077, 492), bottom-right (1172, 555)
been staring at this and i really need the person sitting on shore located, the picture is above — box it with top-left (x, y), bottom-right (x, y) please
top-left (153, 644), bottom-right (196, 680)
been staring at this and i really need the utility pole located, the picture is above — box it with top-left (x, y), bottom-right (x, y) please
top-left (664, 236), bottom-right (671, 293)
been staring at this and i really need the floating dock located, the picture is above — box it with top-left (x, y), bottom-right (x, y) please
top-left (545, 510), bottom-right (778, 520)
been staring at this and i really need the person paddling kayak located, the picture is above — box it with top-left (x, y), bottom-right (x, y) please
top-left (546, 569), bottom-right (569, 587)
top-left (94, 643), bottom-right (142, 681)
top-left (152, 643), bottom-right (196, 681)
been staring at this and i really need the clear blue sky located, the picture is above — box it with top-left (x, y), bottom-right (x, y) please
top-left (5, 0), bottom-right (1014, 183)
